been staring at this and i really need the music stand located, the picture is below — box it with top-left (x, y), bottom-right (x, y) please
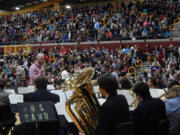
top-left (17, 102), bottom-right (58, 135)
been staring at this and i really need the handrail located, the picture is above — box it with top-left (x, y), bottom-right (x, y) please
top-left (0, 32), bottom-right (172, 46)
top-left (4, 45), bottom-right (33, 56)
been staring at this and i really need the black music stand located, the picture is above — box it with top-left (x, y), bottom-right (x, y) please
top-left (17, 102), bottom-right (58, 135)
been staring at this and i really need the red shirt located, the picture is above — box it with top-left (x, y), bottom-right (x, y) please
top-left (45, 56), bottom-right (49, 62)
top-left (59, 48), bottom-right (67, 55)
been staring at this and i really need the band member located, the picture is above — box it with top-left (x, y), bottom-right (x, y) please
top-left (13, 77), bottom-right (59, 135)
top-left (24, 77), bottom-right (59, 103)
top-left (29, 53), bottom-right (45, 85)
top-left (80, 73), bottom-right (130, 135)
top-left (164, 85), bottom-right (180, 135)
top-left (131, 82), bottom-right (166, 135)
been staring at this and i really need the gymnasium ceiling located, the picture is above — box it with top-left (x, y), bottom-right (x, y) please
top-left (0, 0), bottom-right (57, 12)
top-left (0, 0), bottom-right (112, 12)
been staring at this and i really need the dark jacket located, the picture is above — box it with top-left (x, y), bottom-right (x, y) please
top-left (23, 89), bottom-right (59, 103)
top-left (94, 94), bottom-right (129, 135)
top-left (131, 98), bottom-right (166, 135)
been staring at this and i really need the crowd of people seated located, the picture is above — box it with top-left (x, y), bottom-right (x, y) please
top-left (0, 43), bottom-right (179, 135)
top-left (1, 43), bottom-right (180, 90)
top-left (0, 0), bottom-right (179, 45)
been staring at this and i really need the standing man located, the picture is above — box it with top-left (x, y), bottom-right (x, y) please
top-left (29, 53), bottom-right (45, 85)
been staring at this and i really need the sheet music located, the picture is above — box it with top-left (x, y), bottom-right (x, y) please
top-left (98, 98), bottom-right (106, 105)
top-left (55, 103), bottom-right (73, 123)
top-left (65, 91), bottom-right (74, 99)
top-left (5, 89), bottom-right (15, 94)
top-left (93, 86), bottom-right (99, 93)
top-left (27, 85), bottom-right (35, 89)
top-left (51, 90), bottom-right (67, 104)
top-left (150, 89), bottom-right (165, 98)
top-left (47, 85), bottom-right (55, 90)
top-left (18, 87), bottom-right (35, 94)
top-left (9, 94), bottom-right (24, 104)
top-left (117, 90), bottom-right (134, 105)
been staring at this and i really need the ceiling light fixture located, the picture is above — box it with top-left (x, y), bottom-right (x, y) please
top-left (15, 7), bottom-right (20, 10)
top-left (65, 5), bottom-right (71, 9)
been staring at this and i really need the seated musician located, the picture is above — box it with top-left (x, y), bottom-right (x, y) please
top-left (119, 78), bottom-right (132, 89)
top-left (80, 74), bottom-right (130, 135)
top-left (0, 79), bottom-right (12, 106)
top-left (24, 77), bottom-right (59, 103)
top-left (131, 82), bottom-right (166, 135)
top-left (0, 79), bottom-right (16, 134)
top-left (13, 77), bottom-right (60, 135)
top-left (163, 85), bottom-right (180, 135)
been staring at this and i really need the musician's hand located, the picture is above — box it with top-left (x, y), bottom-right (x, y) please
top-left (161, 97), bottom-right (167, 102)
top-left (79, 132), bottom-right (86, 135)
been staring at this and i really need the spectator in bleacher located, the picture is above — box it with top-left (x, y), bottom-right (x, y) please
top-left (1, 42), bottom-right (180, 90)
top-left (0, 0), bottom-right (178, 45)
top-left (147, 77), bottom-right (156, 88)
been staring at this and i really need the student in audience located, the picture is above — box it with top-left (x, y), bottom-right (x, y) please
top-left (164, 85), bottom-right (180, 135)
top-left (147, 77), bottom-right (156, 88)
top-left (131, 82), bottom-right (166, 135)
top-left (24, 77), bottom-right (59, 103)
top-left (80, 74), bottom-right (129, 135)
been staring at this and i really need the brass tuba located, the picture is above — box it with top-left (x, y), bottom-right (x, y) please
top-left (61, 67), bottom-right (100, 135)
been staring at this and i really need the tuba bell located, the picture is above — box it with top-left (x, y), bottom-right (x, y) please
top-left (61, 67), bottom-right (100, 135)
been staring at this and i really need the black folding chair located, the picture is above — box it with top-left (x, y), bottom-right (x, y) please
top-left (158, 119), bottom-right (169, 135)
top-left (169, 121), bottom-right (180, 135)
top-left (114, 122), bottom-right (135, 135)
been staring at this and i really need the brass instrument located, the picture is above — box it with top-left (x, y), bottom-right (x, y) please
top-left (129, 88), bottom-right (169, 109)
top-left (158, 85), bottom-right (180, 99)
top-left (158, 90), bottom-right (168, 99)
top-left (61, 67), bottom-right (100, 135)
top-left (129, 88), bottom-right (139, 109)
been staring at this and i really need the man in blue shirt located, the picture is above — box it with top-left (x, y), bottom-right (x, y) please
top-left (94, 21), bottom-right (100, 40)
top-left (94, 21), bottom-right (100, 30)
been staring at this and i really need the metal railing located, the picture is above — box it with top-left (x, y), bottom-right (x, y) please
top-left (0, 31), bottom-right (171, 46)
